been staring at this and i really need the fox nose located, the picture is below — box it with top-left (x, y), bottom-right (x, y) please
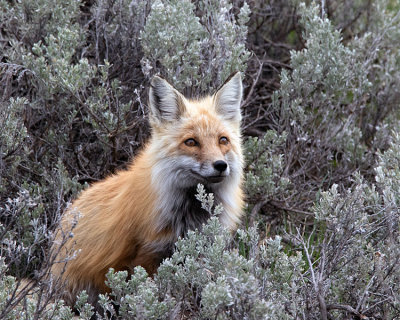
top-left (213, 160), bottom-right (228, 173)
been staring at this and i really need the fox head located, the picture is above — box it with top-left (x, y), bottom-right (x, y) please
top-left (148, 73), bottom-right (243, 190)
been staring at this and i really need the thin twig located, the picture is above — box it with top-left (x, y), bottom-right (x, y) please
top-left (242, 54), bottom-right (264, 108)
top-left (327, 304), bottom-right (367, 319)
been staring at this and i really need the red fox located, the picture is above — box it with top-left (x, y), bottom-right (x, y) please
top-left (50, 73), bottom-right (244, 306)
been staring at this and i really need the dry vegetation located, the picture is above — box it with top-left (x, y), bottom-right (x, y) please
top-left (1, 0), bottom-right (400, 319)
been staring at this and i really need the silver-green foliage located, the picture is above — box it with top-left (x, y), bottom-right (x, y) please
top-left (244, 130), bottom-right (290, 202)
top-left (0, 98), bottom-right (29, 191)
top-left (0, 258), bottom-right (77, 320)
top-left (1, 0), bottom-right (400, 319)
top-left (0, 0), bottom-right (81, 49)
top-left (262, 0), bottom-right (400, 216)
top-left (21, 20), bottom-right (134, 154)
top-left (299, 130), bottom-right (400, 318)
top-left (98, 184), bottom-right (304, 320)
top-left (1, 0), bottom-right (147, 182)
top-left (141, 0), bottom-right (250, 93)
top-left (95, 267), bottom-right (174, 320)
top-left (275, 2), bottom-right (369, 171)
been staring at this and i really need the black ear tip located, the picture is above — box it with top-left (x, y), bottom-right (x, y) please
top-left (228, 71), bottom-right (241, 81)
top-left (216, 72), bottom-right (242, 93)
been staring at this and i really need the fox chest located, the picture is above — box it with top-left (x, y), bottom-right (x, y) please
top-left (170, 186), bottom-right (213, 237)
top-left (134, 186), bottom-right (216, 273)
top-left (155, 186), bottom-right (214, 238)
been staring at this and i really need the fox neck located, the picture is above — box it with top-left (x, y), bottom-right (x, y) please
top-left (158, 185), bottom-right (215, 237)
top-left (150, 160), bottom-right (229, 238)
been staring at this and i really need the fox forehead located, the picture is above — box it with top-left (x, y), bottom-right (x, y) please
top-left (181, 109), bottom-right (236, 144)
top-left (181, 113), bottom-right (228, 140)
top-left (184, 95), bottom-right (217, 117)
top-left (151, 94), bottom-right (241, 155)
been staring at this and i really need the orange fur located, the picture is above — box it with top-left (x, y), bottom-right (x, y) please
top-left (50, 73), bottom-right (244, 307)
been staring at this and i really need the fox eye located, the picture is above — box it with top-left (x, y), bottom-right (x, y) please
top-left (184, 138), bottom-right (198, 147)
top-left (219, 136), bottom-right (229, 145)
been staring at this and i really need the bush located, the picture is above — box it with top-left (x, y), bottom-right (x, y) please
top-left (94, 185), bottom-right (304, 320)
top-left (141, 0), bottom-right (250, 93)
top-left (1, 0), bottom-right (400, 319)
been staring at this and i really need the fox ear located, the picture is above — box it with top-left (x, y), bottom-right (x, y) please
top-left (214, 72), bottom-right (242, 123)
top-left (149, 76), bottom-right (186, 123)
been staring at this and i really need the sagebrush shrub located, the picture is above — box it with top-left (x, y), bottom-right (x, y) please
top-left (1, 0), bottom-right (400, 319)
top-left (141, 0), bottom-right (250, 94)
top-left (97, 185), bottom-right (303, 320)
